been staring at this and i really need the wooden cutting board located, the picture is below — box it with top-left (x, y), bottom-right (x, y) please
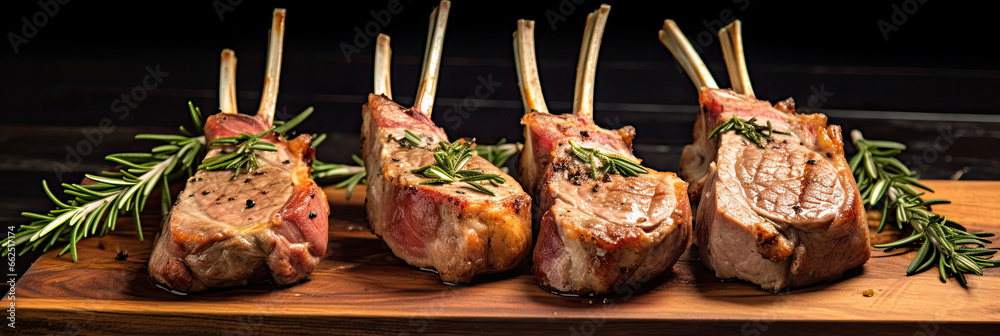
top-left (13, 180), bottom-right (1000, 335)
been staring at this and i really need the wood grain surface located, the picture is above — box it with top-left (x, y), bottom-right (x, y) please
top-left (13, 181), bottom-right (1000, 335)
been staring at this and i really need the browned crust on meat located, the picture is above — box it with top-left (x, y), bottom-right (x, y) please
top-left (362, 94), bottom-right (533, 283)
top-left (685, 88), bottom-right (870, 290)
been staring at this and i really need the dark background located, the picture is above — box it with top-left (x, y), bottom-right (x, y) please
top-left (1, 0), bottom-right (999, 277)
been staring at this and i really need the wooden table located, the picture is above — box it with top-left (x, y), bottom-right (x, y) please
top-left (12, 180), bottom-right (1000, 335)
top-left (4, 1), bottom-right (1000, 333)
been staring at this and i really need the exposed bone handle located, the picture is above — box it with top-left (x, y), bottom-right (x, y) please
top-left (513, 19), bottom-right (549, 115)
top-left (413, 0), bottom-right (451, 117)
top-left (219, 49), bottom-right (238, 114)
top-left (719, 20), bottom-right (754, 98)
top-left (658, 19), bottom-right (718, 90)
top-left (572, 5), bottom-right (611, 121)
top-left (374, 34), bottom-right (393, 99)
top-left (256, 8), bottom-right (286, 125)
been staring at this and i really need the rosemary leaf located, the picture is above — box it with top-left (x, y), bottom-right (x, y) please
top-left (401, 129), bottom-right (424, 148)
top-left (853, 130), bottom-right (998, 287)
top-left (5, 102), bottom-right (209, 260)
top-left (568, 140), bottom-right (648, 180)
top-left (405, 131), bottom-right (503, 196)
top-left (271, 107), bottom-right (314, 135)
top-left (198, 107), bottom-right (312, 179)
top-left (464, 181), bottom-right (496, 196)
top-left (315, 155), bottom-right (366, 200)
top-left (474, 138), bottom-right (519, 170)
top-left (312, 133), bottom-right (517, 200)
top-left (710, 116), bottom-right (790, 148)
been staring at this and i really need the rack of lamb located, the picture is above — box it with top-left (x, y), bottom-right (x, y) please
top-left (361, 0), bottom-right (533, 284)
top-left (658, 20), bottom-right (870, 290)
top-left (149, 9), bottom-right (330, 293)
top-left (514, 5), bottom-right (692, 296)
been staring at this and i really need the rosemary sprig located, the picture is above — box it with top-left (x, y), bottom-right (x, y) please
top-left (310, 134), bottom-right (519, 200)
top-left (197, 107), bottom-right (315, 179)
top-left (400, 130), bottom-right (518, 169)
top-left (8, 102), bottom-right (208, 260)
top-left (310, 133), bottom-right (327, 148)
top-left (400, 129), bottom-right (424, 148)
top-left (850, 130), bottom-right (998, 287)
top-left (709, 116), bottom-right (790, 148)
top-left (6, 104), bottom-right (321, 259)
top-left (311, 155), bottom-right (366, 200)
top-left (568, 140), bottom-right (648, 180)
top-left (410, 138), bottom-right (505, 196)
top-left (198, 129), bottom-right (276, 179)
top-left (306, 132), bottom-right (366, 200)
top-left (474, 138), bottom-right (518, 173)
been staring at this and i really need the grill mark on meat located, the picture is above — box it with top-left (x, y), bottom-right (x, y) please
top-left (521, 115), bottom-right (692, 295)
top-left (731, 134), bottom-right (843, 226)
top-left (682, 87), bottom-right (870, 290)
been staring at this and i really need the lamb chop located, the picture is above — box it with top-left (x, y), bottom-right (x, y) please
top-left (513, 5), bottom-right (692, 296)
top-left (361, 0), bottom-right (532, 284)
top-left (658, 20), bottom-right (870, 290)
top-left (149, 9), bottom-right (329, 292)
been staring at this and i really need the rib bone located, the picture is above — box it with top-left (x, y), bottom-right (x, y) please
top-left (572, 5), bottom-right (610, 120)
top-left (374, 34), bottom-right (393, 99)
top-left (219, 49), bottom-right (238, 114)
top-left (658, 20), bottom-right (718, 89)
top-left (256, 8), bottom-right (286, 125)
top-left (413, 0), bottom-right (451, 117)
top-left (718, 20), bottom-right (754, 98)
top-left (513, 19), bottom-right (549, 114)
